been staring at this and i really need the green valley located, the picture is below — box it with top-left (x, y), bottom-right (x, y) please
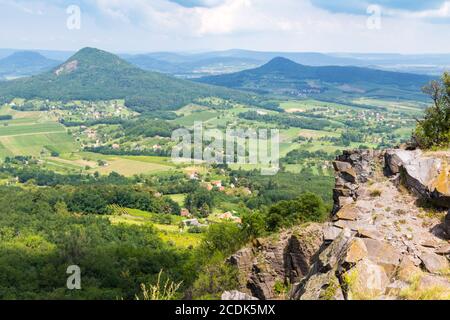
top-left (0, 46), bottom-right (445, 301)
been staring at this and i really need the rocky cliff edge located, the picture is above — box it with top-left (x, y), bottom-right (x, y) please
top-left (224, 149), bottom-right (450, 300)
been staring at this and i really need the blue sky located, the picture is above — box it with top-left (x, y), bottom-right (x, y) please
top-left (1, 0), bottom-right (450, 53)
top-left (311, 0), bottom-right (446, 14)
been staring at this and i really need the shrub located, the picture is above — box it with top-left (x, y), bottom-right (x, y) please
top-left (190, 256), bottom-right (239, 300)
top-left (370, 189), bottom-right (382, 197)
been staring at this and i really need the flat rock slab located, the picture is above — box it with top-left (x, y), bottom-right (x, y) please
top-left (346, 258), bottom-right (389, 300)
top-left (334, 220), bottom-right (364, 231)
top-left (397, 257), bottom-right (422, 282)
top-left (344, 238), bottom-right (368, 264)
top-left (362, 238), bottom-right (402, 276)
top-left (323, 225), bottom-right (343, 242)
top-left (357, 228), bottom-right (384, 240)
top-left (419, 251), bottom-right (449, 274)
top-left (417, 274), bottom-right (450, 291)
top-left (420, 239), bottom-right (441, 249)
top-left (335, 204), bottom-right (360, 221)
top-left (435, 244), bottom-right (450, 255)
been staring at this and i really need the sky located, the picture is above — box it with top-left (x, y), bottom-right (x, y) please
top-left (1, 0), bottom-right (450, 53)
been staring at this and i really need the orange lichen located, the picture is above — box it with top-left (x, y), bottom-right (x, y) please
top-left (433, 161), bottom-right (449, 195)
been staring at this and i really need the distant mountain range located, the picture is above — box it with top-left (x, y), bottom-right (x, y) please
top-left (0, 48), bottom-right (449, 79)
top-left (122, 49), bottom-right (450, 77)
top-left (0, 48), bottom-right (255, 112)
top-left (196, 57), bottom-right (433, 101)
top-left (0, 51), bottom-right (60, 80)
top-left (0, 48), bottom-right (438, 108)
top-left (123, 52), bottom-right (261, 78)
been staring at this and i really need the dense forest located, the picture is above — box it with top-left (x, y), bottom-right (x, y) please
top-left (0, 179), bottom-right (330, 299)
top-left (0, 153), bottom-right (335, 299)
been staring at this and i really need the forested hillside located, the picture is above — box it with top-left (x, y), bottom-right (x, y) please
top-left (197, 57), bottom-right (433, 100)
top-left (0, 48), bottom-right (257, 112)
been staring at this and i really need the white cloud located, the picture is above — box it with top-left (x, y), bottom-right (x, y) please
top-left (382, 1), bottom-right (450, 19)
top-left (93, 0), bottom-right (355, 36)
top-left (1, 0), bottom-right (450, 53)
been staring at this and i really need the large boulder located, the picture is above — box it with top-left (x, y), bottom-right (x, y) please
top-left (317, 228), bottom-right (353, 272)
top-left (293, 230), bottom-right (398, 300)
top-left (419, 251), bottom-right (449, 274)
top-left (385, 149), bottom-right (450, 208)
top-left (385, 149), bottom-right (419, 175)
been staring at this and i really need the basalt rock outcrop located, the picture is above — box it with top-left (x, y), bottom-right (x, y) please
top-left (227, 223), bottom-right (325, 300)
top-left (293, 149), bottom-right (450, 300)
top-left (225, 149), bottom-right (450, 300)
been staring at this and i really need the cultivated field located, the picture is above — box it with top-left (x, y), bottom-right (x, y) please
top-left (0, 104), bottom-right (78, 158)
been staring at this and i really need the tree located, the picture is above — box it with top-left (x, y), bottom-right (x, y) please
top-left (199, 203), bottom-right (211, 217)
top-left (266, 192), bottom-right (327, 231)
top-left (241, 211), bottom-right (266, 239)
top-left (184, 189), bottom-right (214, 216)
top-left (414, 74), bottom-right (450, 149)
top-left (200, 223), bottom-right (245, 256)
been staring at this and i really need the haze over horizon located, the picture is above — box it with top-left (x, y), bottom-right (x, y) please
top-left (1, 0), bottom-right (450, 54)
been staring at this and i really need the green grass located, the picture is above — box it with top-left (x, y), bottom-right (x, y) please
top-left (91, 158), bottom-right (174, 177)
top-left (175, 104), bottom-right (209, 116)
top-left (173, 111), bottom-right (220, 126)
top-left (109, 208), bottom-right (202, 248)
top-left (168, 194), bottom-right (187, 206)
top-left (0, 132), bottom-right (77, 157)
top-left (121, 155), bottom-right (176, 166)
top-left (0, 141), bottom-right (13, 158)
top-left (45, 153), bottom-right (176, 176)
top-left (0, 104), bottom-right (78, 158)
top-left (280, 99), bottom-right (359, 112)
top-left (0, 123), bottom-right (65, 136)
top-left (41, 160), bottom-right (83, 174)
top-left (158, 229), bottom-right (202, 248)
